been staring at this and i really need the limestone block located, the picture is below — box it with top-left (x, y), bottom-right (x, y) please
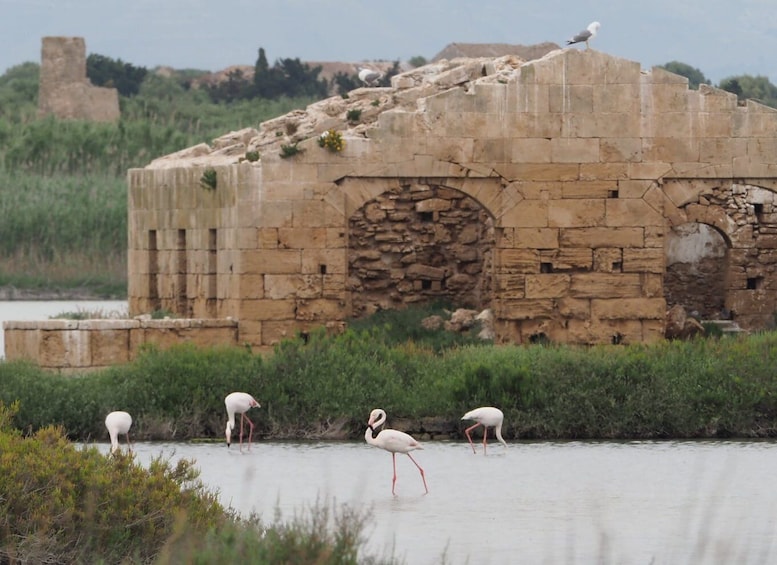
top-left (258, 201), bottom-right (294, 228)
top-left (551, 138), bottom-right (599, 163)
top-left (264, 274), bottom-right (322, 299)
top-left (562, 180), bottom-right (619, 198)
top-left (261, 320), bottom-right (303, 345)
top-left (302, 248), bottom-right (347, 275)
top-left (496, 249), bottom-right (539, 273)
top-left (628, 162), bottom-right (672, 180)
top-left (510, 138), bottom-right (551, 163)
top-left (238, 275), bottom-right (264, 299)
top-left (497, 163), bottom-right (579, 182)
top-left (569, 273), bottom-right (643, 298)
top-left (616, 180), bottom-right (653, 200)
top-left (293, 199), bottom-right (343, 228)
top-left (41, 329), bottom-right (91, 368)
top-left (592, 297), bottom-right (666, 319)
top-left (600, 138), bottom-right (642, 163)
top-left (525, 274), bottom-right (570, 298)
top-left (500, 199), bottom-right (549, 228)
top-left (277, 227), bottom-right (328, 249)
top-left (507, 228), bottom-right (559, 249)
top-left (549, 84), bottom-right (593, 113)
top-left (540, 248), bottom-right (593, 270)
top-left (595, 112), bottom-right (641, 138)
top-left (549, 199), bottom-right (605, 228)
top-left (579, 163), bottom-right (629, 181)
top-left (295, 298), bottom-right (346, 322)
top-left (473, 138), bottom-right (507, 163)
top-left (407, 264), bottom-right (446, 280)
top-left (698, 85), bottom-right (738, 111)
top-left (557, 297), bottom-right (590, 319)
top-left (91, 329), bottom-right (131, 365)
top-left (605, 198), bottom-right (664, 227)
top-left (495, 299), bottom-right (554, 320)
top-left (623, 248), bottom-right (665, 274)
top-left (593, 83), bottom-right (640, 113)
top-left (3, 328), bottom-right (40, 362)
top-left (647, 83), bottom-right (689, 112)
top-left (560, 227), bottom-right (642, 248)
top-left (592, 248), bottom-right (622, 272)
top-left (239, 299), bottom-right (296, 321)
top-left (642, 138), bottom-right (699, 163)
top-left (509, 82), bottom-right (550, 114)
top-left (506, 112), bottom-right (563, 138)
top-left (240, 249), bottom-right (301, 275)
top-left (494, 274), bottom-right (526, 298)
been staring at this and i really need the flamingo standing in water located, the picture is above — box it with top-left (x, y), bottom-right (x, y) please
top-left (105, 410), bottom-right (133, 454)
top-left (225, 392), bottom-right (261, 451)
top-left (365, 408), bottom-right (428, 495)
top-left (461, 406), bottom-right (507, 455)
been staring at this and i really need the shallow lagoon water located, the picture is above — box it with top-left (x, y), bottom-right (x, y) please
top-left (97, 439), bottom-right (777, 565)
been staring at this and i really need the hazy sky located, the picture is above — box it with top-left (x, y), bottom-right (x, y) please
top-left (2, 0), bottom-right (776, 85)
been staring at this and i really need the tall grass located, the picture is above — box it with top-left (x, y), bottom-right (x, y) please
top-left (0, 67), bottom-right (317, 295)
top-left (0, 171), bottom-right (127, 295)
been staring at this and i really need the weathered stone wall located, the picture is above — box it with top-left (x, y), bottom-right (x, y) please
top-left (38, 36), bottom-right (120, 122)
top-left (10, 48), bottom-right (777, 370)
top-left (3, 319), bottom-right (238, 372)
top-left (120, 49), bottom-right (777, 348)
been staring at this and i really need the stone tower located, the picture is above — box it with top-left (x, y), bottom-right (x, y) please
top-left (37, 36), bottom-right (120, 122)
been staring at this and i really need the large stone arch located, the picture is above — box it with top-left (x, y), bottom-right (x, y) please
top-left (665, 180), bottom-right (777, 329)
top-left (665, 222), bottom-right (730, 319)
top-left (342, 178), bottom-right (497, 318)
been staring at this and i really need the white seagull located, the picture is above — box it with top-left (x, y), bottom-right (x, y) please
top-left (358, 67), bottom-right (382, 87)
top-left (566, 21), bottom-right (600, 49)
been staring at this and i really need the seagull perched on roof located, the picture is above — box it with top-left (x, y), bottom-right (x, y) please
top-left (566, 21), bottom-right (600, 49)
top-left (358, 67), bottom-right (383, 87)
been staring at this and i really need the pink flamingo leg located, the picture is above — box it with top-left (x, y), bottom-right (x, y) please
top-left (482, 427), bottom-right (489, 455)
top-left (406, 453), bottom-right (429, 494)
top-left (464, 422), bottom-right (483, 454)
top-left (391, 453), bottom-right (398, 495)
top-left (242, 413), bottom-right (255, 450)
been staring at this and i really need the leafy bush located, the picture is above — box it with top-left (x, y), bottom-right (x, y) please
top-left (0, 402), bottom-right (395, 564)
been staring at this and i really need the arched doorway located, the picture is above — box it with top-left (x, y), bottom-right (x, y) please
top-left (347, 182), bottom-right (495, 318)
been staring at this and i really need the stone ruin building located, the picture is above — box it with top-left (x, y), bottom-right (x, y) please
top-left (6, 47), bottom-right (777, 370)
top-left (37, 36), bottom-right (120, 122)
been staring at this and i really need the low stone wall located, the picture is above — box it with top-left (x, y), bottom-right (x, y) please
top-left (3, 318), bottom-right (239, 372)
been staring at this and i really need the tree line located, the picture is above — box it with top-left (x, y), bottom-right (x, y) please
top-left (85, 47), bottom-right (403, 103)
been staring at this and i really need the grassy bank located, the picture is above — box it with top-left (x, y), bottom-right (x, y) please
top-left (2, 307), bottom-right (777, 442)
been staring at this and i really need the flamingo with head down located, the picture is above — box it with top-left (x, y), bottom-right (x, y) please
top-left (461, 406), bottom-right (507, 455)
top-left (225, 392), bottom-right (261, 451)
top-left (105, 410), bottom-right (133, 455)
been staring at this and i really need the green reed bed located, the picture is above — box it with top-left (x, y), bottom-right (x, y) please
top-left (0, 170), bottom-right (127, 296)
top-left (2, 320), bottom-right (777, 442)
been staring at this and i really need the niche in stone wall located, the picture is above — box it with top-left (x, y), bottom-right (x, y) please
top-left (347, 182), bottom-right (494, 318)
top-left (664, 222), bottom-right (729, 319)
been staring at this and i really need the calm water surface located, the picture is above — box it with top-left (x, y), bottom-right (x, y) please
top-left (0, 300), bottom-right (127, 358)
top-left (96, 439), bottom-right (777, 564)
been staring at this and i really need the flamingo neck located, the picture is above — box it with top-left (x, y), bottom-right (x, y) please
top-left (495, 423), bottom-right (507, 446)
